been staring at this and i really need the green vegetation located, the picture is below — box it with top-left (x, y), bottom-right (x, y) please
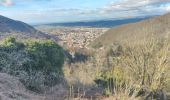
top-left (0, 37), bottom-right (65, 92)
top-left (1, 37), bottom-right (25, 51)
top-left (25, 40), bottom-right (64, 73)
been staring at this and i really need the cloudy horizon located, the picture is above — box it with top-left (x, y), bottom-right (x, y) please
top-left (0, 0), bottom-right (170, 24)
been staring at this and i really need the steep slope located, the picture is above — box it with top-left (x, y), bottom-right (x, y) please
top-left (0, 15), bottom-right (38, 33)
top-left (90, 13), bottom-right (170, 48)
top-left (0, 73), bottom-right (67, 100)
top-left (0, 73), bottom-right (43, 100)
top-left (0, 15), bottom-right (58, 41)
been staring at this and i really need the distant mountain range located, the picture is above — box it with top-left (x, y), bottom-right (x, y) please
top-left (41, 17), bottom-right (152, 28)
top-left (90, 13), bottom-right (170, 48)
top-left (0, 15), bottom-right (58, 41)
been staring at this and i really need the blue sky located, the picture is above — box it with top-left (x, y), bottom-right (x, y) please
top-left (0, 0), bottom-right (170, 24)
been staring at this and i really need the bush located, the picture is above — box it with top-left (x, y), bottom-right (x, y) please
top-left (0, 37), bottom-right (65, 92)
top-left (1, 37), bottom-right (25, 52)
top-left (24, 40), bottom-right (64, 73)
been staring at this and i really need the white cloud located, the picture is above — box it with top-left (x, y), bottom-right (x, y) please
top-left (165, 6), bottom-right (170, 11)
top-left (0, 0), bottom-right (170, 23)
top-left (103, 0), bottom-right (170, 12)
top-left (0, 0), bottom-right (14, 6)
top-left (99, 0), bottom-right (170, 19)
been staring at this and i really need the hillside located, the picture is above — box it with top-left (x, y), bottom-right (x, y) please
top-left (0, 73), bottom-right (43, 100)
top-left (90, 13), bottom-right (170, 48)
top-left (0, 73), bottom-right (66, 100)
top-left (0, 15), bottom-right (58, 41)
top-left (0, 15), bottom-right (39, 33)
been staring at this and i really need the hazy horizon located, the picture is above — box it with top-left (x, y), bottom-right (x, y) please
top-left (0, 0), bottom-right (170, 24)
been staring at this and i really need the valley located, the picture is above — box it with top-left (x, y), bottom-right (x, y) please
top-left (0, 1), bottom-right (170, 99)
top-left (36, 26), bottom-right (109, 49)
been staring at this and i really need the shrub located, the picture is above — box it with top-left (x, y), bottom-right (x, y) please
top-left (0, 37), bottom-right (65, 92)
top-left (1, 37), bottom-right (25, 52)
top-left (22, 40), bottom-right (65, 91)
top-left (24, 40), bottom-right (64, 72)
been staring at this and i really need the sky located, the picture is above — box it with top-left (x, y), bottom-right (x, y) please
top-left (0, 0), bottom-right (170, 24)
